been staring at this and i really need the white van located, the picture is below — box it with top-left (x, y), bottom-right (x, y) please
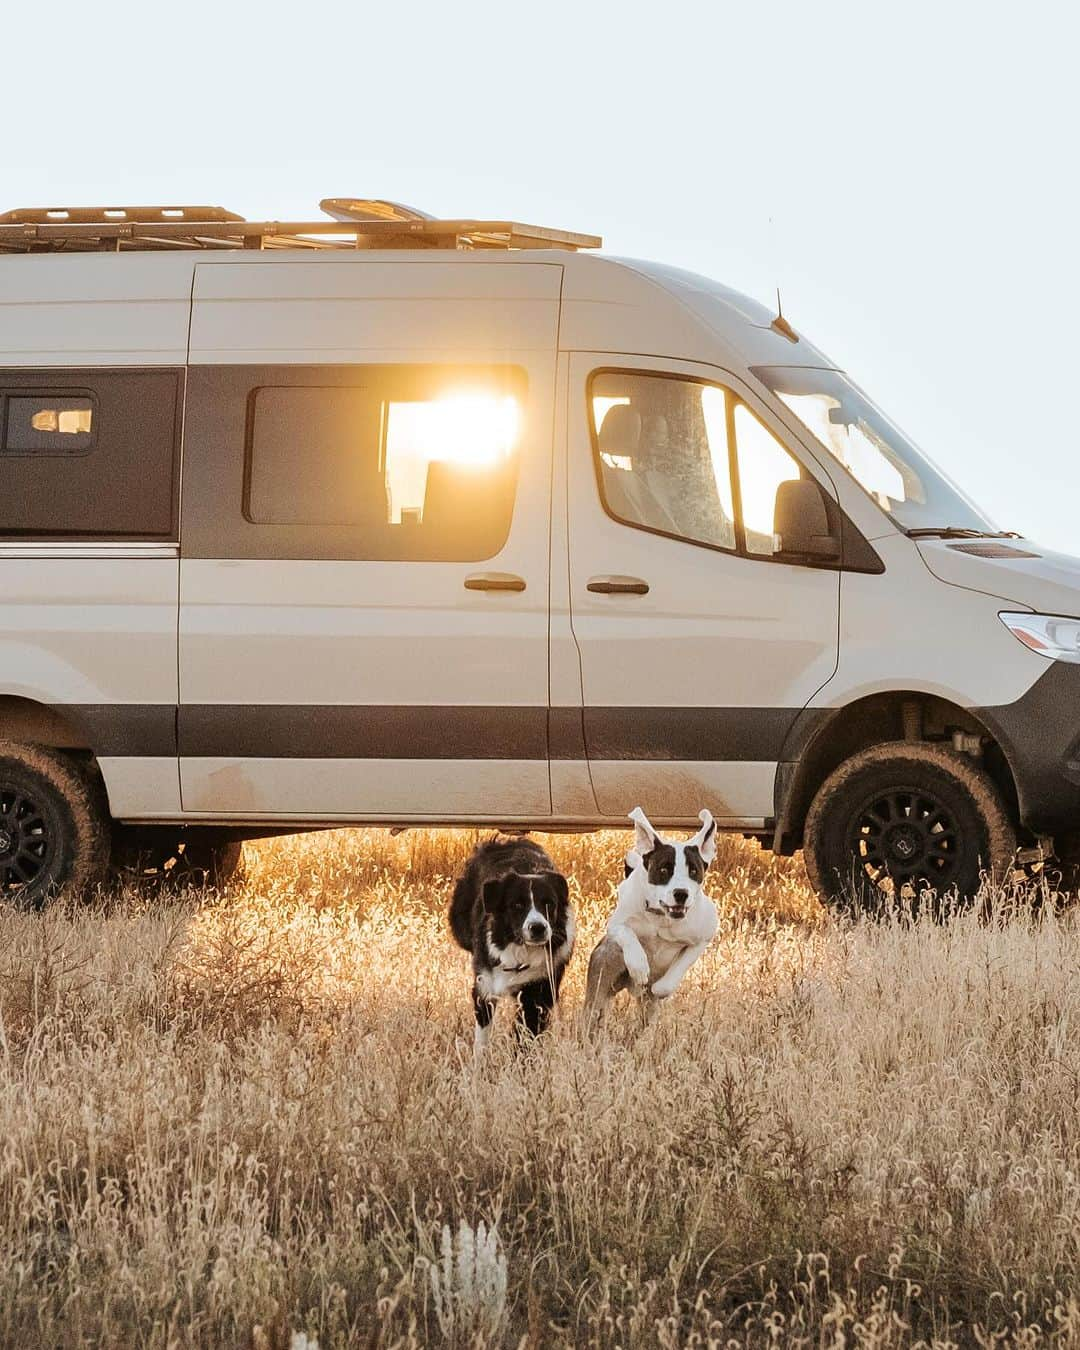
top-left (0, 199), bottom-right (1074, 909)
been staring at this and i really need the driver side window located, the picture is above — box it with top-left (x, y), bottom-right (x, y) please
top-left (590, 370), bottom-right (803, 559)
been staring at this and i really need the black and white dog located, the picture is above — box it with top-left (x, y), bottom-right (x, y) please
top-left (450, 838), bottom-right (575, 1055)
top-left (585, 807), bottom-right (718, 1019)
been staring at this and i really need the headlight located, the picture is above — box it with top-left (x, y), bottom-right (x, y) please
top-left (999, 612), bottom-right (1080, 663)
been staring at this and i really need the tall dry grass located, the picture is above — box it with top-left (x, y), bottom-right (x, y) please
top-left (0, 828), bottom-right (1078, 1347)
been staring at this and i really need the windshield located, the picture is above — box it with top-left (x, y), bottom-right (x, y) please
top-left (751, 366), bottom-right (997, 535)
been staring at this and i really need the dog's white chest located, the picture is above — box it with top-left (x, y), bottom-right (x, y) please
top-left (476, 945), bottom-right (549, 1000)
top-left (641, 933), bottom-right (685, 977)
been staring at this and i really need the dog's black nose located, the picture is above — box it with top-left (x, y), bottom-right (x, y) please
top-left (526, 920), bottom-right (549, 942)
top-left (671, 888), bottom-right (689, 904)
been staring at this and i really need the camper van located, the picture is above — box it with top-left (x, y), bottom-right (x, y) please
top-left (0, 199), bottom-right (1075, 910)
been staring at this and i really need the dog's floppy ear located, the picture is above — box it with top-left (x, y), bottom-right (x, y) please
top-left (481, 876), bottom-right (506, 911)
top-left (544, 870), bottom-right (569, 905)
top-left (628, 806), bottom-right (661, 856)
top-left (624, 849), bottom-right (642, 879)
top-left (689, 808), bottom-right (718, 865)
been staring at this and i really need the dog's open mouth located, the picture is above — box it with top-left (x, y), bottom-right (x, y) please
top-left (663, 905), bottom-right (687, 919)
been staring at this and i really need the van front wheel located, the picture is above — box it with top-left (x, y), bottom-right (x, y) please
top-left (802, 742), bottom-right (1016, 915)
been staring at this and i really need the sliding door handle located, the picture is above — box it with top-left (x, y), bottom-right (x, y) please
top-left (587, 574), bottom-right (650, 595)
top-left (465, 572), bottom-right (527, 592)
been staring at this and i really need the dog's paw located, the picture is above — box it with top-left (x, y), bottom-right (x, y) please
top-left (649, 977), bottom-right (678, 1000)
top-left (625, 954), bottom-right (650, 987)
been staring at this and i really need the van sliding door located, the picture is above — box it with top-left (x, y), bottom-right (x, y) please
top-left (177, 260), bottom-right (560, 820)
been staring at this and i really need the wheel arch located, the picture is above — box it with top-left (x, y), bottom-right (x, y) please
top-left (0, 696), bottom-right (94, 751)
top-left (773, 691), bottom-right (1022, 854)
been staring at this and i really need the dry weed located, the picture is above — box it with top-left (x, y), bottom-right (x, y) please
top-left (0, 828), bottom-right (1075, 1347)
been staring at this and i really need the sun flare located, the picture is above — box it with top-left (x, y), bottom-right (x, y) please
top-left (385, 392), bottom-right (520, 522)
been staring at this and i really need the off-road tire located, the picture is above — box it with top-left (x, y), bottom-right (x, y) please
top-left (0, 742), bottom-right (110, 909)
top-left (803, 741), bottom-right (1016, 916)
top-left (111, 827), bottom-right (245, 891)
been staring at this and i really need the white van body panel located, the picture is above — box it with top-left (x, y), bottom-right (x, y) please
top-left (179, 259), bottom-right (558, 817)
top-left (809, 534), bottom-right (1047, 713)
top-left (180, 761), bottom-right (547, 820)
top-left (916, 538), bottom-right (1080, 616)
top-left (189, 258), bottom-right (561, 362)
top-left (0, 550), bottom-right (180, 816)
top-left (0, 254), bottom-right (194, 366)
top-left (564, 351), bottom-right (840, 820)
top-left (0, 555), bottom-right (175, 703)
top-left (178, 554), bottom-right (552, 816)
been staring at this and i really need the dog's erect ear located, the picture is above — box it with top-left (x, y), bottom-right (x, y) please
top-left (544, 871), bottom-right (569, 905)
top-left (481, 876), bottom-right (505, 911)
top-left (628, 806), bottom-right (662, 856)
top-left (689, 808), bottom-right (718, 865)
top-left (624, 849), bottom-right (642, 879)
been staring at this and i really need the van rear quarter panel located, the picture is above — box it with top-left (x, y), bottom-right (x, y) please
top-left (0, 255), bottom-right (191, 817)
top-left (0, 551), bottom-right (180, 816)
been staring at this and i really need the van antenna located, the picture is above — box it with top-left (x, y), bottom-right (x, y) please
top-left (771, 287), bottom-right (799, 343)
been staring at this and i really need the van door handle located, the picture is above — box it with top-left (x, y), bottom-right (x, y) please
top-left (464, 572), bottom-right (527, 592)
top-left (587, 575), bottom-right (650, 595)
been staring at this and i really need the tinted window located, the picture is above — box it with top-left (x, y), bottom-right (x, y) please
top-left (245, 373), bottom-right (522, 560)
top-left (248, 388), bottom-right (382, 526)
top-left (4, 395), bottom-right (95, 454)
top-left (590, 371), bottom-right (809, 561)
top-left (0, 371), bottom-right (180, 538)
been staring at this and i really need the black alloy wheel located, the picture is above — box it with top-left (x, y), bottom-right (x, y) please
top-left (847, 785), bottom-right (963, 895)
top-left (0, 784), bottom-right (59, 895)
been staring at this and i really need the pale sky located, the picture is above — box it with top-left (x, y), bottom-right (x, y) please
top-left (7, 0), bottom-right (1077, 550)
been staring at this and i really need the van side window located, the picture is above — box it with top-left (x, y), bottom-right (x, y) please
top-left (590, 373), bottom-right (736, 551)
top-left (248, 388), bottom-right (382, 526)
top-left (4, 395), bottom-right (95, 454)
top-left (732, 403), bottom-right (801, 556)
top-left (590, 371), bottom-right (814, 562)
top-left (244, 372), bottom-right (521, 561)
top-left (0, 371), bottom-right (180, 539)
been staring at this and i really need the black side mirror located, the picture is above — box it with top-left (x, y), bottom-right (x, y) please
top-left (774, 478), bottom-right (841, 560)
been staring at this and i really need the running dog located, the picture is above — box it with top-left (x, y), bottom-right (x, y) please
top-left (585, 807), bottom-right (717, 1018)
top-left (449, 838), bottom-right (574, 1055)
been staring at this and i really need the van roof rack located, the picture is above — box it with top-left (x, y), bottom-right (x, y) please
top-left (0, 199), bottom-right (601, 255)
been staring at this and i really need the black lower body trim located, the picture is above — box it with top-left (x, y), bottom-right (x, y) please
top-left (58, 703), bottom-right (817, 764)
top-left (179, 705), bottom-right (549, 760)
top-left (69, 705), bottom-right (177, 757)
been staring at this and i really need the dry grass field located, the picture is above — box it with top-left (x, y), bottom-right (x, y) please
top-left (1, 828), bottom-right (1079, 1348)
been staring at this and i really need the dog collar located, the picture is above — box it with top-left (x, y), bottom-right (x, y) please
top-left (500, 961), bottom-right (530, 973)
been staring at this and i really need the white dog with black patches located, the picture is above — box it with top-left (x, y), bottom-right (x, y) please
top-left (585, 807), bottom-right (718, 1017)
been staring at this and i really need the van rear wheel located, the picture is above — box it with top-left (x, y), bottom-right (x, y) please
top-left (803, 742), bottom-right (1016, 916)
top-left (111, 828), bottom-right (245, 891)
top-left (0, 743), bottom-right (110, 909)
